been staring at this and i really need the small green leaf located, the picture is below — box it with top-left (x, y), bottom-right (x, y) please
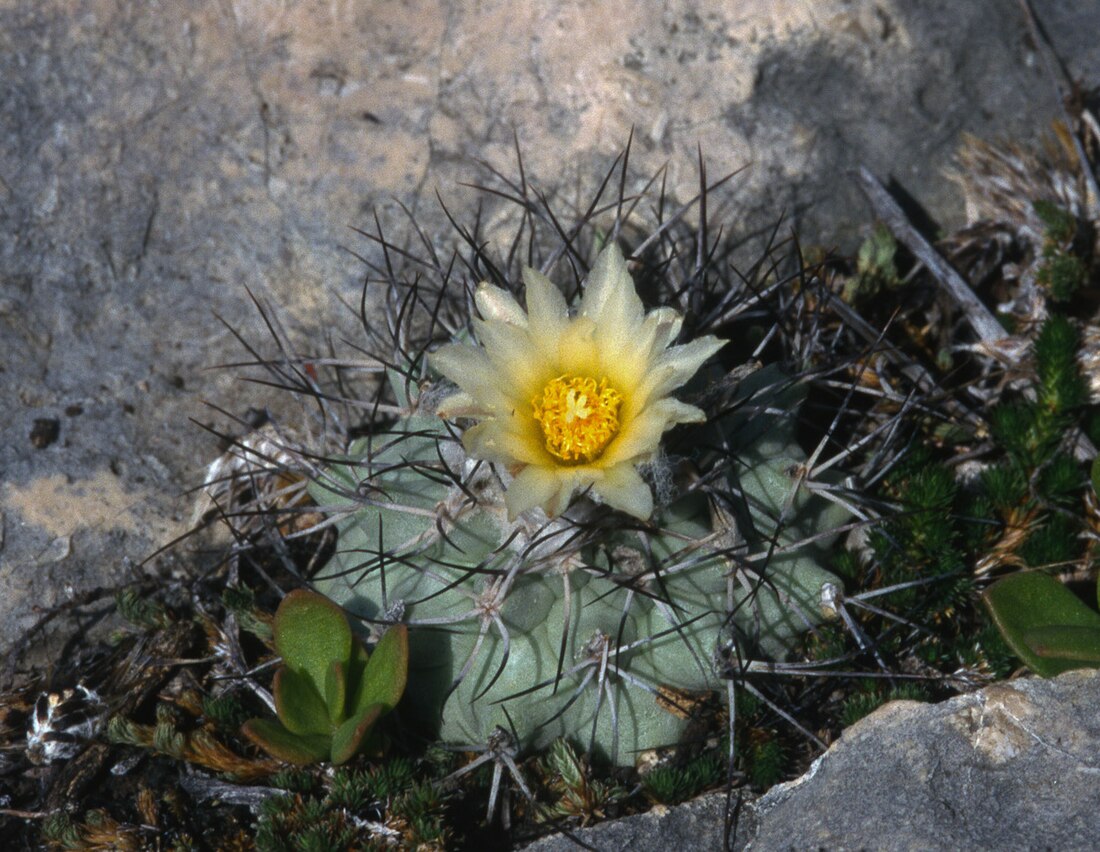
top-left (274, 666), bottom-right (333, 735)
top-left (325, 659), bottom-right (347, 724)
top-left (1021, 626), bottom-right (1100, 663)
top-left (983, 572), bottom-right (1100, 676)
top-left (330, 704), bottom-right (384, 766)
top-left (1090, 455), bottom-right (1100, 497)
top-left (348, 624), bottom-right (408, 718)
top-left (274, 591), bottom-right (353, 696)
top-left (344, 635), bottom-right (370, 708)
top-left (351, 634), bottom-right (370, 669)
top-left (241, 718), bottom-right (331, 765)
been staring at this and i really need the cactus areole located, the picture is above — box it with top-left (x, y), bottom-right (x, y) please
top-left (311, 245), bottom-right (847, 765)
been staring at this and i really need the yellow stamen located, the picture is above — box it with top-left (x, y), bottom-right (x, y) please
top-left (532, 375), bottom-right (622, 463)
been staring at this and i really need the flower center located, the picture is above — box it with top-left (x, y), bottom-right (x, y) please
top-left (532, 374), bottom-right (623, 464)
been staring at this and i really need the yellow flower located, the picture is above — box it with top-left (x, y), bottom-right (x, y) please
top-left (432, 245), bottom-right (724, 521)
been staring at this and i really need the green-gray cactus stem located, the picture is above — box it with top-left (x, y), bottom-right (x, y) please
top-left (310, 365), bottom-right (847, 764)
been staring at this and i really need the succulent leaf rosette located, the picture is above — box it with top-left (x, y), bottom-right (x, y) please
top-left (311, 242), bottom-right (848, 764)
top-left (241, 590), bottom-right (408, 766)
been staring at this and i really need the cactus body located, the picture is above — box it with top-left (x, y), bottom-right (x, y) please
top-left (311, 365), bottom-right (847, 763)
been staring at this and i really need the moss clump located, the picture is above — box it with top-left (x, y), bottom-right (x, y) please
top-left (641, 750), bottom-right (725, 805)
top-left (838, 683), bottom-right (930, 728)
top-left (254, 759), bottom-right (447, 852)
top-left (1034, 200), bottom-right (1089, 303)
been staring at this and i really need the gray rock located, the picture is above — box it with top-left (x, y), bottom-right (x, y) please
top-left (527, 670), bottom-right (1100, 850)
top-left (523, 788), bottom-right (758, 851)
top-left (2, 0), bottom-right (1098, 663)
top-left (748, 669), bottom-right (1100, 851)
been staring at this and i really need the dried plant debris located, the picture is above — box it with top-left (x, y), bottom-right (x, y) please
top-left (944, 127), bottom-right (1098, 333)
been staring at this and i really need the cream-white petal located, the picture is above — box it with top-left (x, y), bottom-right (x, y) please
top-left (635, 334), bottom-right (725, 406)
top-left (505, 465), bottom-right (564, 520)
top-left (475, 282), bottom-right (527, 327)
top-left (553, 469), bottom-right (599, 516)
top-left (464, 420), bottom-right (547, 466)
top-left (604, 397), bottom-right (705, 465)
top-left (431, 343), bottom-right (511, 407)
top-left (595, 463), bottom-right (654, 520)
top-left (603, 307), bottom-right (684, 392)
top-left (435, 392), bottom-right (484, 419)
top-left (474, 318), bottom-right (548, 394)
top-left (431, 341), bottom-right (485, 382)
top-left (523, 267), bottom-right (568, 327)
top-left (645, 307), bottom-right (684, 353)
top-left (661, 335), bottom-right (727, 376)
top-left (589, 254), bottom-right (653, 381)
top-left (581, 244), bottom-right (645, 335)
top-left (462, 423), bottom-right (519, 466)
top-left (556, 315), bottom-right (600, 373)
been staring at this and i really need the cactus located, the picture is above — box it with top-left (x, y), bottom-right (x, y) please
top-left (308, 241), bottom-right (849, 765)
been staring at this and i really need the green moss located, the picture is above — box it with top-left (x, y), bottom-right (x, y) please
top-left (41, 813), bottom-right (80, 847)
top-left (1035, 316), bottom-right (1086, 412)
top-left (981, 464), bottom-right (1027, 513)
top-left (202, 693), bottom-right (250, 734)
top-left (1037, 453), bottom-right (1083, 505)
top-left (845, 224), bottom-right (901, 303)
top-left (1020, 514), bottom-right (1081, 569)
top-left (269, 769), bottom-right (317, 794)
top-left (391, 782), bottom-right (447, 845)
top-left (222, 584), bottom-right (273, 641)
top-left (1033, 201), bottom-right (1088, 303)
top-left (872, 451), bottom-right (965, 613)
top-left (746, 735), bottom-right (785, 789)
top-left (839, 683), bottom-right (929, 728)
top-left (537, 739), bottom-right (626, 823)
top-left (1033, 200), bottom-right (1077, 243)
top-left (966, 624), bottom-right (1019, 679)
top-left (116, 588), bottom-right (171, 630)
top-left (1038, 253), bottom-right (1087, 302)
top-left (805, 622), bottom-right (850, 662)
top-left (328, 758), bottom-right (418, 810)
top-left (830, 549), bottom-right (862, 584)
top-left (253, 757), bottom-right (443, 851)
top-left (641, 751), bottom-right (724, 804)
